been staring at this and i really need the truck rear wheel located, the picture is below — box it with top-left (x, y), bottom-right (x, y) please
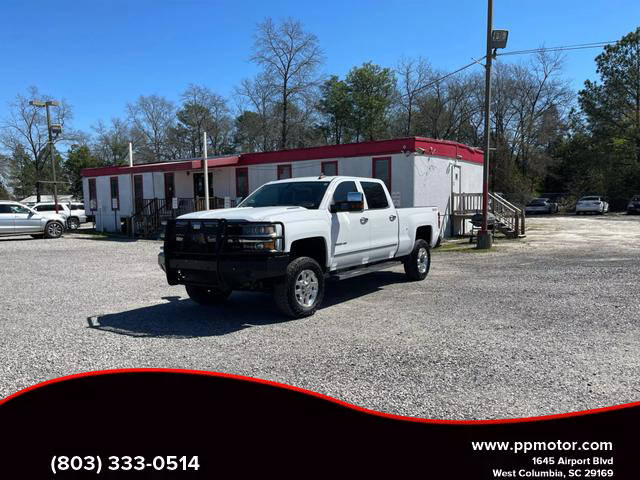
top-left (404, 239), bottom-right (430, 281)
top-left (185, 285), bottom-right (231, 305)
top-left (274, 256), bottom-right (325, 319)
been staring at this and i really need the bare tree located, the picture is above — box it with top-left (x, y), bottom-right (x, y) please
top-left (176, 84), bottom-right (233, 157)
top-left (92, 118), bottom-right (136, 165)
top-left (234, 73), bottom-right (279, 151)
top-left (396, 56), bottom-right (432, 135)
top-left (126, 94), bottom-right (175, 162)
top-left (0, 86), bottom-right (78, 199)
top-left (251, 17), bottom-right (324, 149)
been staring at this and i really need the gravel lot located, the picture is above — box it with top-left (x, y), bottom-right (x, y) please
top-left (1, 214), bottom-right (638, 420)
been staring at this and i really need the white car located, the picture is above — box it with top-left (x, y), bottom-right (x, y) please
top-left (0, 201), bottom-right (66, 239)
top-left (575, 196), bottom-right (609, 215)
top-left (32, 202), bottom-right (86, 230)
top-left (160, 176), bottom-right (440, 318)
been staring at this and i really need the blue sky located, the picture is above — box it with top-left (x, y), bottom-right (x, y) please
top-left (2, 0), bottom-right (639, 134)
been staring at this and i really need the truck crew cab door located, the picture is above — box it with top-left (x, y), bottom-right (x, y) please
top-left (329, 180), bottom-right (370, 270)
top-left (360, 180), bottom-right (399, 263)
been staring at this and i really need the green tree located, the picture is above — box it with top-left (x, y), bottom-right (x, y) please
top-left (318, 76), bottom-right (352, 144)
top-left (578, 27), bottom-right (640, 206)
top-left (345, 62), bottom-right (396, 141)
top-left (64, 144), bottom-right (101, 198)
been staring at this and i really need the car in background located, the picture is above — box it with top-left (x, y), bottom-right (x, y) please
top-left (525, 197), bottom-right (558, 214)
top-left (627, 195), bottom-right (640, 214)
top-left (0, 201), bottom-right (66, 239)
top-left (66, 202), bottom-right (88, 228)
top-left (575, 196), bottom-right (609, 215)
top-left (32, 202), bottom-right (86, 230)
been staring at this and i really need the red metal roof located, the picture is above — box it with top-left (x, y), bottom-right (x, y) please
top-left (80, 137), bottom-right (483, 177)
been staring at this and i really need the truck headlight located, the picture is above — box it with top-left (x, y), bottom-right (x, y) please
top-left (228, 223), bottom-right (283, 251)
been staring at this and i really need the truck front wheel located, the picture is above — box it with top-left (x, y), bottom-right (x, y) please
top-left (404, 239), bottom-right (430, 281)
top-left (185, 285), bottom-right (231, 305)
top-left (274, 256), bottom-right (325, 318)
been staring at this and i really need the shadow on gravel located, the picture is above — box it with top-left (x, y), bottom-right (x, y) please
top-left (72, 235), bottom-right (140, 243)
top-left (87, 271), bottom-right (407, 338)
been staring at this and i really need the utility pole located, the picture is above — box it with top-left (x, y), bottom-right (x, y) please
top-left (477, 1), bottom-right (508, 249)
top-left (45, 103), bottom-right (58, 214)
top-left (30, 100), bottom-right (62, 213)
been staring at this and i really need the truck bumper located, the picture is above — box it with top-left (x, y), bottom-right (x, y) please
top-left (164, 253), bottom-right (290, 290)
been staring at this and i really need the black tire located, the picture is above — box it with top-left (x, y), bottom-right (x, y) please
top-left (185, 285), bottom-right (231, 305)
top-left (404, 239), bottom-right (431, 281)
top-left (44, 221), bottom-right (64, 239)
top-left (273, 256), bottom-right (325, 319)
top-left (67, 217), bottom-right (80, 230)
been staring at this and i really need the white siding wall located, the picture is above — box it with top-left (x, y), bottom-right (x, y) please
top-left (85, 153), bottom-right (481, 234)
top-left (413, 155), bottom-right (483, 237)
top-left (175, 171), bottom-right (192, 198)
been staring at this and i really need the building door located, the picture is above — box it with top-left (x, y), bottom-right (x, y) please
top-left (164, 172), bottom-right (175, 202)
top-left (134, 175), bottom-right (144, 213)
top-left (193, 173), bottom-right (213, 199)
top-left (450, 165), bottom-right (461, 236)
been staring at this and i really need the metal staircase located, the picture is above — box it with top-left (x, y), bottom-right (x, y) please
top-left (130, 197), bottom-right (236, 239)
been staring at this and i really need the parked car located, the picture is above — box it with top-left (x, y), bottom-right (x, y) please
top-left (627, 195), bottom-right (640, 214)
top-left (159, 176), bottom-right (440, 318)
top-left (525, 198), bottom-right (558, 214)
top-left (0, 201), bottom-right (66, 238)
top-left (32, 202), bottom-right (86, 230)
top-left (66, 202), bottom-right (88, 228)
top-left (575, 196), bottom-right (609, 215)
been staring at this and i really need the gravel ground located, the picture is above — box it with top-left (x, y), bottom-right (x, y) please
top-left (0, 214), bottom-right (638, 420)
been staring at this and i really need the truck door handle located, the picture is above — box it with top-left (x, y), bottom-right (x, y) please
top-left (360, 217), bottom-right (368, 224)
top-left (389, 215), bottom-right (396, 221)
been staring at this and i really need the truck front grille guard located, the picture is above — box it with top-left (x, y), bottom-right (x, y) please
top-left (164, 219), bottom-right (285, 288)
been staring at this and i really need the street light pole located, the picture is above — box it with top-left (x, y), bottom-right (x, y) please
top-left (477, 0), bottom-right (494, 249)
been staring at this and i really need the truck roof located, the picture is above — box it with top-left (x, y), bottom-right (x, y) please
top-left (266, 175), bottom-right (384, 185)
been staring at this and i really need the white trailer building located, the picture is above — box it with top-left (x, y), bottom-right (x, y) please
top-left (81, 137), bottom-right (484, 238)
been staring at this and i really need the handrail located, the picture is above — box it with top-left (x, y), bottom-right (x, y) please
top-left (453, 192), bottom-right (526, 237)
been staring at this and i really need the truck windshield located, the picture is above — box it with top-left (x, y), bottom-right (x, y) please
top-left (238, 181), bottom-right (331, 209)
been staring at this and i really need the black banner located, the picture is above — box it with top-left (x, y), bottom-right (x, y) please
top-left (0, 370), bottom-right (636, 478)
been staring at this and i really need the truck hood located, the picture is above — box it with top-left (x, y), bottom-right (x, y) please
top-left (177, 206), bottom-right (312, 222)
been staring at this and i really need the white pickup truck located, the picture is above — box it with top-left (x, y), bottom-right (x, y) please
top-left (160, 176), bottom-right (440, 318)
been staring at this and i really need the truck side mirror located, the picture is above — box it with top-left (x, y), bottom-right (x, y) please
top-left (330, 191), bottom-right (364, 213)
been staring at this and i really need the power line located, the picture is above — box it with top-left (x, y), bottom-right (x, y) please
top-left (498, 41), bottom-right (615, 57)
top-left (402, 41), bottom-right (616, 98)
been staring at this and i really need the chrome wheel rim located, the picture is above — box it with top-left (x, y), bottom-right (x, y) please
top-left (48, 223), bottom-right (62, 237)
top-left (294, 269), bottom-right (319, 308)
top-left (417, 247), bottom-right (428, 274)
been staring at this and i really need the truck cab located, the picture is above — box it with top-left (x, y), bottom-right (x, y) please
top-left (160, 176), bottom-right (440, 318)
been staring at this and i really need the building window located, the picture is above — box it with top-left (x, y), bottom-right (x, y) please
top-left (277, 164), bottom-right (292, 180)
top-left (372, 157), bottom-right (391, 191)
top-left (88, 178), bottom-right (97, 211)
top-left (321, 161), bottom-right (338, 176)
top-left (164, 172), bottom-right (175, 200)
top-left (110, 177), bottom-right (119, 210)
top-left (236, 167), bottom-right (249, 199)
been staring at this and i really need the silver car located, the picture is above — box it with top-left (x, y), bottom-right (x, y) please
top-left (0, 201), bottom-right (66, 239)
top-left (575, 196), bottom-right (609, 215)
